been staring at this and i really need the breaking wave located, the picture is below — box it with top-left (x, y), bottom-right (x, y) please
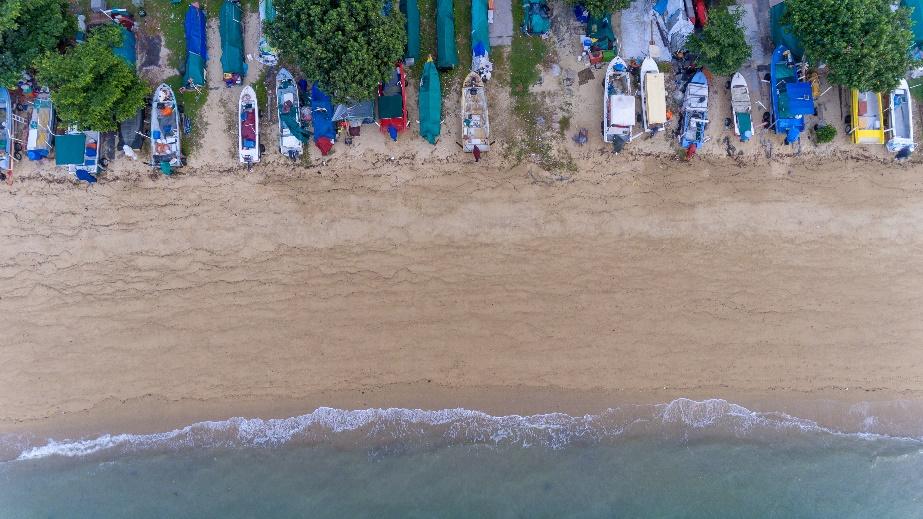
top-left (9, 398), bottom-right (923, 462)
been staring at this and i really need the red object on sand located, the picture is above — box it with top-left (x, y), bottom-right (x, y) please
top-left (693, 0), bottom-right (708, 27)
top-left (315, 137), bottom-right (334, 156)
top-left (686, 143), bottom-right (697, 160)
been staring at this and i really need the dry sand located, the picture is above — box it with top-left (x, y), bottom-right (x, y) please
top-left (2, 153), bottom-right (923, 437)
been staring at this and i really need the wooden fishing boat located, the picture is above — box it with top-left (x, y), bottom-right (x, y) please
top-left (150, 83), bottom-right (183, 172)
top-left (640, 57), bottom-right (666, 133)
top-left (377, 62), bottom-right (408, 137)
top-left (603, 56), bottom-right (634, 143)
top-left (680, 71), bottom-right (709, 152)
top-left (730, 72), bottom-right (752, 142)
top-left (461, 71), bottom-right (489, 152)
top-left (238, 85), bottom-right (260, 168)
top-left (770, 45), bottom-right (814, 143)
top-left (276, 68), bottom-right (304, 160)
top-left (885, 79), bottom-right (915, 153)
top-left (27, 93), bottom-right (54, 161)
top-left (850, 89), bottom-right (885, 145)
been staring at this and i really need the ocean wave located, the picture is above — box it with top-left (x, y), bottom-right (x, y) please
top-left (10, 398), bottom-right (923, 461)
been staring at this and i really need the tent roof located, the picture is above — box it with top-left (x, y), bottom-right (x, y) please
top-left (55, 134), bottom-right (86, 166)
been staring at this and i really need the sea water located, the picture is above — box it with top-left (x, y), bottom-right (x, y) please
top-left (2, 399), bottom-right (922, 518)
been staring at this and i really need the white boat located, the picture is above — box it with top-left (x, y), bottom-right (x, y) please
top-left (276, 68), bottom-right (304, 160)
top-left (150, 83), bottom-right (182, 171)
top-left (886, 79), bottom-right (914, 153)
top-left (640, 57), bottom-right (666, 133)
top-left (603, 57), bottom-right (634, 143)
top-left (0, 87), bottom-right (13, 176)
top-left (238, 85), bottom-right (260, 168)
top-left (730, 72), bottom-right (752, 142)
top-left (461, 71), bottom-right (490, 152)
top-left (680, 71), bottom-right (709, 151)
top-left (27, 93), bottom-right (54, 161)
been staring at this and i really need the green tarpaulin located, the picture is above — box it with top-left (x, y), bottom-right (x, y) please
top-left (436, 0), bottom-right (457, 70)
top-left (220, 0), bottom-right (245, 75)
top-left (185, 54), bottom-right (206, 87)
top-left (114, 25), bottom-right (137, 66)
top-left (55, 134), bottom-right (86, 166)
top-left (401, 0), bottom-right (420, 62)
top-left (522, 0), bottom-right (551, 36)
top-left (587, 13), bottom-right (616, 51)
top-left (418, 60), bottom-right (441, 144)
top-left (260, 0), bottom-right (276, 22)
top-left (471, 0), bottom-right (490, 55)
top-left (903, 0), bottom-right (923, 45)
top-left (279, 106), bottom-right (309, 143)
top-left (377, 95), bottom-right (403, 119)
top-left (769, 1), bottom-right (803, 58)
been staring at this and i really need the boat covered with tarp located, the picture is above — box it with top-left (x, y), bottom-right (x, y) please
top-left (730, 72), bottom-right (752, 142)
top-left (521, 0), bottom-right (552, 36)
top-left (238, 85), bottom-right (259, 168)
top-left (461, 71), bottom-right (489, 152)
top-left (183, 3), bottom-right (208, 88)
top-left (401, 0), bottom-right (420, 65)
top-left (418, 58), bottom-right (442, 144)
top-left (0, 87), bottom-right (14, 176)
top-left (56, 128), bottom-right (102, 182)
top-left (220, 0), bottom-right (246, 85)
top-left (312, 83), bottom-right (335, 156)
top-left (603, 57), bottom-right (634, 144)
top-left (769, 0), bottom-right (803, 59)
top-left (680, 71), bottom-right (709, 152)
top-left (377, 63), bottom-right (408, 139)
top-left (770, 45), bottom-right (814, 143)
top-left (27, 94), bottom-right (54, 161)
top-left (640, 57), bottom-right (666, 133)
top-left (886, 79), bottom-right (915, 153)
top-left (258, 0), bottom-right (279, 65)
top-left (107, 10), bottom-right (144, 151)
top-left (276, 68), bottom-right (306, 160)
top-left (150, 83), bottom-right (183, 173)
top-left (471, 0), bottom-right (492, 78)
top-left (436, 0), bottom-right (457, 70)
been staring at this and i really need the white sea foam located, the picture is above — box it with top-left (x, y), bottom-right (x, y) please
top-left (10, 398), bottom-right (923, 461)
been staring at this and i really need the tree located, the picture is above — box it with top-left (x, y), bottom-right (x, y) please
top-left (35, 25), bottom-right (147, 132)
top-left (266, 0), bottom-right (406, 103)
top-left (784, 0), bottom-right (915, 92)
top-left (567, 0), bottom-right (631, 17)
top-left (0, 0), bottom-right (75, 88)
top-left (686, 6), bottom-right (751, 76)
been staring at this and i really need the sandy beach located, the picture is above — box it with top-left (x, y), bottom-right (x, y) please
top-left (3, 152), bottom-right (923, 440)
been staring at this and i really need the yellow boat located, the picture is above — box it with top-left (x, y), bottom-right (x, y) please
top-left (850, 90), bottom-right (885, 145)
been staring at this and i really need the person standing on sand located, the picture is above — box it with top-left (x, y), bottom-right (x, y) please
top-left (472, 144), bottom-right (481, 162)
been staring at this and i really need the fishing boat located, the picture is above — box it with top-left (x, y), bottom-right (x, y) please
top-left (602, 57), bottom-right (634, 144)
top-left (640, 57), bottom-right (666, 133)
top-left (770, 45), bottom-right (814, 143)
top-left (238, 85), bottom-right (259, 169)
top-left (150, 83), bottom-right (183, 173)
top-left (730, 72), bottom-right (752, 142)
top-left (680, 71), bottom-right (709, 152)
top-left (461, 71), bottom-right (490, 152)
top-left (377, 62), bottom-right (408, 139)
top-left (56, 127), bottom-right (103, 182)
top-left (850, 90), bottom-right (885, 145)
top-left (0, 87), bottom-right (15, 177)
top-left (418, 57), bottom-right (441, 145)
top-left (27, 93), bottom-right (54, 161)
top-left (276, 68), bottom-right (305, 160)
top-left (885, 79), bottom-right (915, 153)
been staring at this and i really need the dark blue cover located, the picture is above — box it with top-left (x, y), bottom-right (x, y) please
top-left (184, 5), bottom-right (208, 60)
top-left (311, 83), bottom-right (335, 142)
top-left (783, 82), bottom-right (815, 115)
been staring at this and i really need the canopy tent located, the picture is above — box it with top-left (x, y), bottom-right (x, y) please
top-left (54, 133), bottom-right (87, 166)
top-left (521, 0), bottom-right (551, 36)
top-left (311, 83), bottom-right (335, 155)
top-left (471, 0), bottom-right (490, 56)
top-left (769, 0), bottom-right (803, 58)
top-left (436, 0), bottom-right (457, 70)
top-left (333, 100), bottom-right (375, 124)
top-left (418, 60), bottom-right (441, 144)
top-left (587, 13), bottom-right (616, 51)
top-left (113, 25), bottom-right (137, 66)
top-left (219, 0), bottom-right (245, 82)
top-left (183, 4), bottom-right (208, 87)
top-left (401, 0), bottom-right (420, 64)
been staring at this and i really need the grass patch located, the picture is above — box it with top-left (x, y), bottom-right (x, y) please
top-left (163, 75), bottom-right (208, 156)
top-left (509, 0), bottom-right (547, 119)
top-left (908, 76), bottom-right (923, 102)
top-left (410, 0), bottom-right (470, 89)
top-left (254, 68), bottom-right (268, 114)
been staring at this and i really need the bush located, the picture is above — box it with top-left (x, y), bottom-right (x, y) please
top-left (815, 124), bottom-right (837, 144)
top-left (686, 6), bottom-right (751, 77)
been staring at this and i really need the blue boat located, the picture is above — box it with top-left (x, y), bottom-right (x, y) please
top-left (680, 71), bottom-right (709, 151)
top-left (0, 87), bottom-right (14, 175)
top-left (770, 45), bottom-right (814, 143)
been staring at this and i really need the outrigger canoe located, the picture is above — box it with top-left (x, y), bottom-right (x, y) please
top-left (730, 72), bottom-right (752, 142)
top-left (885, 79), bottom-right (915, 153)
top-left (238, 85), bottom-right (259, 168)
top-left (461, 71), bottom-right (489, 152)
top-left (603, 56), bottom-right (634, 144)
top-left (151, 83), bottom-right (183, 173)
top-left (640, 57), bottom-right (666, 133)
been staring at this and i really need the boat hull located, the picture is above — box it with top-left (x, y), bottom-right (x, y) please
top-left (886, 79), bottom-right (914, 153)
top-left (603, 57), bottom-right (634, 144)
top-left (150, 83), bottom-right (183, 169)
top-left (276, 68), bottom-right (304, 159)
top-left (461, 72), bottom-right (490, 152)
top-left (239, 85), bottom-right (260, 165)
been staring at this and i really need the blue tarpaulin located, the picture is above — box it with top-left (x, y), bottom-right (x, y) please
top-left (311, 83), bottom-right (335, 143)
top-left (114, 25), bottom-right (137, 66)
top-left (783, 82), bottom-right (814, 115)
top-left (183, 4), bottom-right (208, 87)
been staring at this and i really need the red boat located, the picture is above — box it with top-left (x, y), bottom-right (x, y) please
top-left (693, 0), bottom-right (708, 27)
top-left (377, 62), bottom-right (408, 138)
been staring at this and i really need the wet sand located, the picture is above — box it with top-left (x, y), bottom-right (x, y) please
top-left (2, 155), bottom-right (923, 437)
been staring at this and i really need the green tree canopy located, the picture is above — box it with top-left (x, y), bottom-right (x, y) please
top-left (686, 6), bottom-right (751, 76)
top-left (35, 25), bottom-right (147, 132)
top-left (266, 0), bottom-right (406, 103)
top-left (0, 0), bottom-right (75, 88)
top-left (784, 0), bottom-right (915, 92)
top-left (567, 0), bottom-right (630, 17)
